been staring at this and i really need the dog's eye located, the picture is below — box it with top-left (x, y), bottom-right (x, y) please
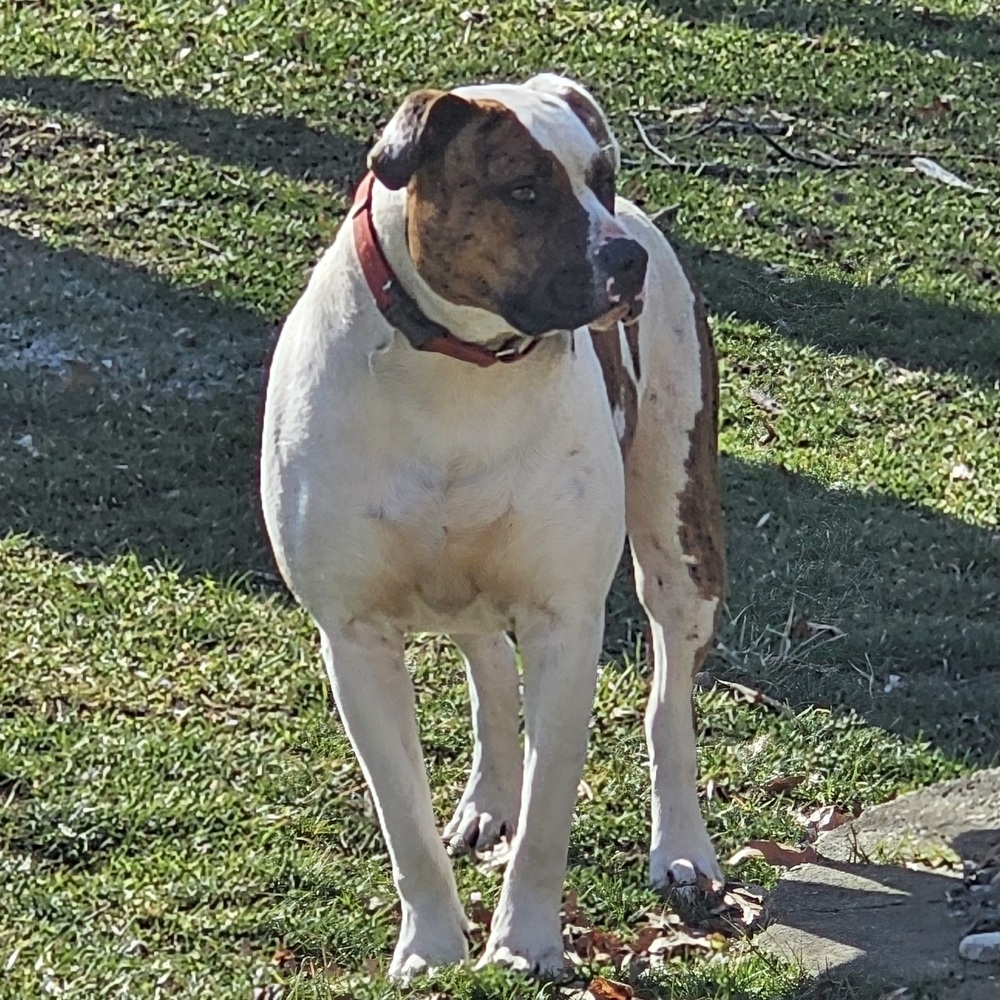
top-left (508, 185), bottom-right (536, 204)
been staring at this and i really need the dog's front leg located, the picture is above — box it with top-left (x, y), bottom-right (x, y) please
top-left (443, 632), bottom-right (522, 855)
top-left (320, 621), bottom-right (468, 981)
top-left (478, 610), bottom-right (603, 975)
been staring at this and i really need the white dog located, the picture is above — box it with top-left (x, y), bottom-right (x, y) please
top-left (260, 74), bottom-right (725, 980)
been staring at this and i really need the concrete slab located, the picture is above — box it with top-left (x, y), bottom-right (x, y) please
top-left (756, 769), bottom-right (1000, 997)
top-left (817, 768), bottom-right (1000, 865)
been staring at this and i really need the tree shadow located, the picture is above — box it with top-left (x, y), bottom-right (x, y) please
top-left (604, 453), bottom-right (1000, 765)
top-left (0, 226), bottom-right (272, 578)
top-left (0, 74), bottom-right (365, 184)
top-left (643, 0), bottom-right (1000, 63)
top-left (2, 227), bottom-right (998, 762)
top-left (687, 243), bottom-right (1000, 385)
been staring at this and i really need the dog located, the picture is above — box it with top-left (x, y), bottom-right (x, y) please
top-left (260, 73), bottom-right (725, 980)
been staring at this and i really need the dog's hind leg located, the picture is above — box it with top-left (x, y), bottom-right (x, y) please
top-left (621, 228), bottom-right (726, 891)
top-left (320, 621), bottom-right (468, 981)
top-left (443, 632), bottom-right (522, 855)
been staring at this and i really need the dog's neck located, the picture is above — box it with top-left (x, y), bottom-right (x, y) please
top-left (370, 182), bottom-right (523, 348)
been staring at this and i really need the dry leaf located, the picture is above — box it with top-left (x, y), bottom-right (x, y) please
top-left (713, 678), bottom-right (793, 715)
top-left (726, 840), bottom-right (820, 868)
top-left (803, 804), bottom-right (853, 834)
top-left (646, 932), bottom-right (715, 957)
top-left (719, 885), bottom-right (767, 928)
top-left (748, 387), bottom-right (783, 414)
top-left (561, 888), bottom-right (587, 927)
top-left (630, 926), bottom-right (665, 954)
top-left (587, 975), bottom-right (634, 1000)
top-left (764, 773), bottom-right (806, 795)
top-left (270, 945), bottom-right (295, 968)
top-left (572, 928), bottom-right (626, 962)
top-left (912, 156), bottom-right (987, 193)
top-left (468, 892), bottom-right (492, 932)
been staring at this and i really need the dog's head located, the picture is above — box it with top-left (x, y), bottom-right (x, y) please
top-left (367, 74), bottom-right (647, 337)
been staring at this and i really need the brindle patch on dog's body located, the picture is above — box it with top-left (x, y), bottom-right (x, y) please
top-left (590, 320), bottom-right (639, 459)
top-left (675, 260), bottom-right (725, 608)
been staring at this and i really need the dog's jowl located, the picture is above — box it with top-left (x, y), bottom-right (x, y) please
top-left (260, 73), bottom-right (725, 981)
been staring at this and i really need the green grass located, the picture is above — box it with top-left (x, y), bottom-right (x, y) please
top-left (1, 1), bottom-right (998, 997)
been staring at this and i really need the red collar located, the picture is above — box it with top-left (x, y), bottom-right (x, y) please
top-left (351, 172), bottom-right (540, 368)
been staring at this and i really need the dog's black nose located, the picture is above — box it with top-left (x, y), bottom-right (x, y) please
top-left (598, 238), bottom-right (648, 303)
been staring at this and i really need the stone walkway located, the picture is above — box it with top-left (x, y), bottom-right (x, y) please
top-left (756, 769), bottom-right (1000, 998)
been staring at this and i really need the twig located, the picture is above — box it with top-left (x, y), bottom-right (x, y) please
top-left (627, 121), bottom-right (796, 179)
top-left (741, 117), bottom-right (852, 169)
top-left (631, 111), bottom-right (997, 179)
top-left (640, 113), bottom-right (725, 143)
top-left (630, 113), bottom-right (683, 167)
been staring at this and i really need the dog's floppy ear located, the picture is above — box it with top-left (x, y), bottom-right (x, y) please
top-left (367, 90), bottom-right (477, 190)
top-left (524, 73), bottom-right (620, 172)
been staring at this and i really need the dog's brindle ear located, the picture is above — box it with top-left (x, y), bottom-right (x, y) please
top-left (368, 90), bottom-right (478, 190)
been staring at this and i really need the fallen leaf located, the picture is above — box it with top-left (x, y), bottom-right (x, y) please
top-left (587, 975), bottom-right (634, 999)
top-left (646, 931), bottom-right (715, 957)
top-left (713, 678), bottom-right (793, 716)
top-left (468, 891), bottom-right (492, 933)
top-left (561, 888), bottom-right (587, 927)
top-left (572, 928), bottom-right (626, 962)
top-left (748, 387), bottom-right (783, 414)
top-left (912, 156), bottom-right (987, 193)
top-left (271, 945), bottom-right (294, 964)
top-left (630, 926), bottom-right (664, 954)
top-left (803, 803), bottom-right (853, 834)
top-left (723, 884), bottom-right (767, 928)
top-left (764, 773), bottom-right (807, 795)
top-left (726, 840), bottom-right (820, 868)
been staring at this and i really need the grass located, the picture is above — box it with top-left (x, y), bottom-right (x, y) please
top-left (1, 0), bottom-right (998, 997)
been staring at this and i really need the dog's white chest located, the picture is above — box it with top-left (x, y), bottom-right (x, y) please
top-left (362, 459), bottom-right (537, 631)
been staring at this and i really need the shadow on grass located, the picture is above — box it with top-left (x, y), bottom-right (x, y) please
top-left (0, 74), bottom-right (365, 184)
top-left (2, 227), bottom-right (998, 762)
top-left (0, 225), bottom-right (272, 577)
top-left (689, 243), bottom-right (1000, 385)
top-left (642, 0), bottom-right (1000, 62)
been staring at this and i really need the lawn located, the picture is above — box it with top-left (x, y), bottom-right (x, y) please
top-left (1, 1), bottom-right (998, 997)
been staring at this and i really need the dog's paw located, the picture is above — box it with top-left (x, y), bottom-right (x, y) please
top-left (475, 938), bottom-right (568, 979)
top-left (474, 902), bottom-right (567, 978)
top-left (649, 821), bottom-right (724, 894)
top-left (443, 782), bottom-right (518, 857)
top-left (388, 911), bottom-right (469, 983)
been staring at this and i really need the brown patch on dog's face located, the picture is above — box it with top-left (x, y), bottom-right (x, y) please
top-left (560, 87), bottom-right (618, 212)
top-left (675, 264), bottom-right (726, 607)
top-left (404, 99), bottom-right (616, 335)
top-left (590, 321), bottom-right (638, 460)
